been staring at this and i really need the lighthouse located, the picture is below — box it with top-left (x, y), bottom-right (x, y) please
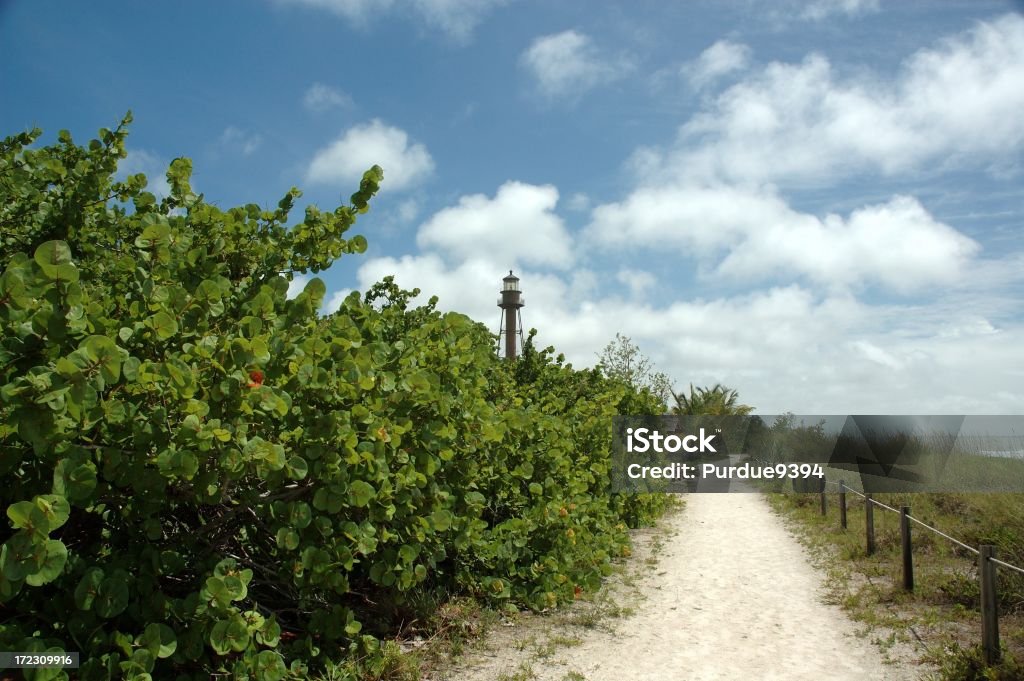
top-left (497, 270), bottom-right (525, 360)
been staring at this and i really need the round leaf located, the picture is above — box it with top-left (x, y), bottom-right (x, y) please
top-left (24, 540), bottom-right (68, 586)
top-left (348, 480), bottom-right (375, 508)
top-left (139, 623), bottom-right (177, 658)
top-left (34, 240), bottom-right (79, 283)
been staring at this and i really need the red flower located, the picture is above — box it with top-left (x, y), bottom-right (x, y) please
top-left (247, 370), bottom-right (265, 388)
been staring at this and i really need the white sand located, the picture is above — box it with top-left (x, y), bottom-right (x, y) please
top-left (441, 493), bottom-right (927, 681)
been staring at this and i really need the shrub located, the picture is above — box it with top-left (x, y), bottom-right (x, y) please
top-left (0, 117), bottom-right (667, 679)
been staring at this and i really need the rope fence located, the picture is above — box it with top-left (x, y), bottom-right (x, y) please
top-left (812, 477), bottom-right (1024, 666)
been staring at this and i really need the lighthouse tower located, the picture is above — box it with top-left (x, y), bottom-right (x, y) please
top-left (497, 270), bottom-right (525, 360)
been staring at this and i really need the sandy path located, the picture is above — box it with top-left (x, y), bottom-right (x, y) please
top-left (442, 493), bottom-right (926, 681)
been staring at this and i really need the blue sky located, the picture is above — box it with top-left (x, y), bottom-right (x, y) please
top-left (3, 0), bottom-right (1024, 414)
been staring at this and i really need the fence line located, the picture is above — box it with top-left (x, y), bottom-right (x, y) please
top-left (811, 477), bottom-right (1024, 666)
top-left (990, 557), bottom-right (1024, 577)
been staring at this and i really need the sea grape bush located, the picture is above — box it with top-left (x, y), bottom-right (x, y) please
top-left (0, 116), bottom-right (667, 680)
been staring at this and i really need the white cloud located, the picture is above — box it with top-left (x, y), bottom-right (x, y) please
top-left (397, 198), bottom-right (420, 223)
top-left (616, 269), bottom-right (656, 298)
top-left (220, 126), bottom-right (262, 156)
top-left (683, 40), bottom-right (751, 90)
top-left (306, 119), bottom-right (434, 191)
top-left (521, 30), bottom-right (633, 100)
top-left (588, 186), bottom-right (980, 293)
top-left (275, 0), bottom-right (506, 40)
top-left (303, 82), bottom-right (353, 112)
top-left (410, 0), bottom-right (508, 42)
top-left (417, 181), bottom-right (573, 268)
top-left (800, 0), bottom-right (880, 22)
top-left (659, 14), bottom-right (1024, 185)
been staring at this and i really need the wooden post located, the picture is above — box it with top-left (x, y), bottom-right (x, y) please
top-left (865, 495), bottom-right (875, 555)
top-left (980, 545), bottom-right (1001, 665)
top-left (900, 506), bottom-right (913, 592)
top-left (839, 480), bottom-right (847, 529)
top-left (820, 489), bottom-right (827, 516)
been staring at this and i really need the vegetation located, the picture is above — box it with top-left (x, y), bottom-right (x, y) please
top-left (769, 485), bottom-right (1024, 679)
top-left (0, 116), bottom-right (669, 680)
top-left (595, 333), bottom-right (672, 409)
top-left (670, 383), bottom-right (752, 416)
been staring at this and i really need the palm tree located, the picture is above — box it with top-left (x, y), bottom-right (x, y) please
top-left (671, 383), bottom-right (753, 415)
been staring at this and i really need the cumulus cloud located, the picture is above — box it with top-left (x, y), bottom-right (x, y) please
top-left (306, 120), bottom-right (434, 191)
top-left (303, 83), bottom-right (353, 112)
top-left (588, 186), bottom-right (980, 293)
top-left (657, 13), bottom-right (1024, 185)
top-left (521, 30), bottom-right (633, 100)
top-left (616, 269), bottom-right (656, 298)
top-left (683, 40), bottom-right (751, 90)
top-left (275, 0), bottom-right (506, 40)
top-left (417, 181), bottom-right (573, 268)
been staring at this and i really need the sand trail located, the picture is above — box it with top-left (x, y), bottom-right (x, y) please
top-left (443, 493), bottom-right (925, 681)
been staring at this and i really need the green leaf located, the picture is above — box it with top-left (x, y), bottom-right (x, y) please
top-left (32, 495), bottom-right (70, 531)
top-left (138, 623), bottom-right (177, 659)
top-left (1, 534), bottom-right (44, 581)
top-left (348, 480), bottom-right (375, 508)
top-left (257, 617), bottom-right (281, 647)
top-left (303, 277), bottom-right (326, 301)
top-left (223, 575), bottom-right (248, 601)
top-left (255, 650), bottom-right (288, 681)
top-left (7, 501), bottom-right (49, 535)
top-left (349, 235), bottom-right (368, 253)
top-left (208, 620), bottom-right (231, 656)
top-left (53, 459), bottom-right (98, 502)
top-left (74, 567), bottom-right (104, 610)
top-left (146, 311), bottom-right (178, 340)
top-left (210, 617), bottom-right (249, 655)
top-left (430, 509), bottom-right (454, 532)
top-left (81, 335), bottom-right (122, 385)
top-left (134, 222), bottom-right (170, 249)
top-left (24, 540), bottom-right (68, 586)
top-left (156, 449), bottom-right (199, 479)
top-left (276, 527), bottom-right (300, 551)
top-left (288, 502), bottom-right (312, 528)
top-left (285, 456), bottom-right (308, 480)
top-left (94, 576), bottom-right (130, 618)
top-left (0, 553), bottom-right (23, 602)
top-left (33, 240), bottom-right (79, 283)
